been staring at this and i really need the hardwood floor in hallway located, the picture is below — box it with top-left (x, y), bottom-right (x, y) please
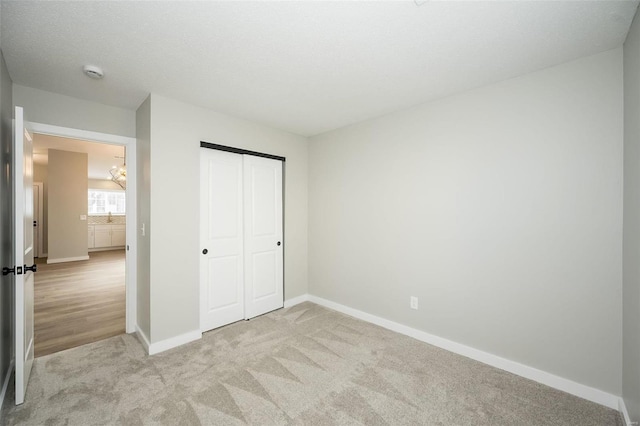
top-left (34, 250), bottom-right (126, 357)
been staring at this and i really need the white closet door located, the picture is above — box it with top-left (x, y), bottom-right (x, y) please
top-left (243, 155), bottom-right (283, 319)
top-left (200, 149), bottom-right (245, 332)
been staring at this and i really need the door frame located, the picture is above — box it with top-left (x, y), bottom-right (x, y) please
top-left (27, 122), bottom-right (137, 334)
top-left (32, 182), bottom-right (43, 258)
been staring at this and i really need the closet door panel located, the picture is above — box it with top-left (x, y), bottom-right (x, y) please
top-left (207, 256), bottom-right (241, 309)
top-left (200, 149), bottom-right (244, 332)
top-left (252, 251), bottom-right (276, 299)
top-left (244, 155), bottom-right (283, 319)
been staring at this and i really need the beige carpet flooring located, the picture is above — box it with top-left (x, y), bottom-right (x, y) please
top-left (1, 302), bottom-right (622, 425)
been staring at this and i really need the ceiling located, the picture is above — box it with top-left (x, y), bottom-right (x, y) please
top-left (33, 133), bottom-right (126, 181)
top-left (3, 1), bottom-right (639, 137)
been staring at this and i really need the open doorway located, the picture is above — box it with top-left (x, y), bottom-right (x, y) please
top-left (32, 133), bottom-right (128, 357)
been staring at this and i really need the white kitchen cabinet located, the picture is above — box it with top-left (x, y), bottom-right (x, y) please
top-left (92, 224), bottom-right (126, 249)
top-left (94, 225), bottom-right (113, 248)
top-left (111, 225), bottom-right (126, 246)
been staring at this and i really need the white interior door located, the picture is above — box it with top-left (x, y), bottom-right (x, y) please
top-left (14, 106), bottom-right (35, 405)
top-left (200, 149), bottom-right (245, 332)
top-left (243, 155), bottom-right (283, 319)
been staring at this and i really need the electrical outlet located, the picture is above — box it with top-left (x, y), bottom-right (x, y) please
top-left (410, 296), bottom-right (418, 310)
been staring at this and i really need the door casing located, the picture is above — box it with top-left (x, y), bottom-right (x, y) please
top-left (32, 182), bottom-right (43, 258)
top-left (27, 122), bottom-right (137, 334)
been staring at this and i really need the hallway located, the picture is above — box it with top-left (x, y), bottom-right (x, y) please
top-left (34, 250), bottom-right (125, 357)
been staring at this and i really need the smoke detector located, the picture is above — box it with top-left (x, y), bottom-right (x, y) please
top-left (83, 65), bottom-right (104, 79)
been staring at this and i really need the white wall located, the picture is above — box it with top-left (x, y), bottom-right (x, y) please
top-left (141, 94), bottom-right (308, 344)
top-left (13, 85), bottom-right (136, 137)
top-left (623, 8), bottom-right (640, 422)
top-left (136, 96), bottom-right (151, 340)
top-left (309, 49), bottom-right (623, 395)
top-left (88, 178), bottom-right (122, 191)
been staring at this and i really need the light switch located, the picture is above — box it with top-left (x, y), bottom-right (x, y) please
top-left (141, 223), bottom-right (146, 237)
top-left (80, 215), bottom-right (87, 221)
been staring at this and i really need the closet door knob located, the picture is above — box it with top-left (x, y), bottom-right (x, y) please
top-left (202, 249), bottom-right (208, 255)
top-left (277, 241), bottom-right (281, 246)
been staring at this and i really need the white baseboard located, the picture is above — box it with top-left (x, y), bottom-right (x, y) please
top-left (125, 320), bottom-right (135, 335)
top-left (135, 325), bottom-right (150, 354)
top-left (88, 247), bottom-right (125, 253)
top-left (148, 329), bottom-right (201, 356)
top-left (0, 359), bottom-right (14, 412)
top-left (46, 255), bottom-right (90, 264)
top-left (619, 397), bottom-right (635, 426)
top-left (307, 294), bottom-right (620, 410)
top-left (284, 294), bottom-right (310, 308)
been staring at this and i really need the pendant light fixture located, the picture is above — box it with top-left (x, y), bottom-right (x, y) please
top-left (109, 147), bottom-right (126, 189)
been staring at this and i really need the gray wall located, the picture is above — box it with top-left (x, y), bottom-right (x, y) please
top-left (33, 163), bottom-right (48, 255)
top-left (47, 149), bottom-right (88, 262)
top-left (623, 8), bottom-right (640, 422)
top-left (308, 49), bottom-right (623, 395)
top-left (135, 96), bottom-right (151, 340)
top-left (140, 94), bottom-right (308, 344)
top-left (13, 85), bottom-right (136, 137)
top-left (0, 51), bottom-right (13, 409)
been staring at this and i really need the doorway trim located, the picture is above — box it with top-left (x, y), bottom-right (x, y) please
top-left (27, 121), bottom-right (137, 334)
top-left (33, 182), bottom-right (43, 258)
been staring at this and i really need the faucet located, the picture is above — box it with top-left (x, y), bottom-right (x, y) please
top-left (107, 212), bottom-right (113, 223)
